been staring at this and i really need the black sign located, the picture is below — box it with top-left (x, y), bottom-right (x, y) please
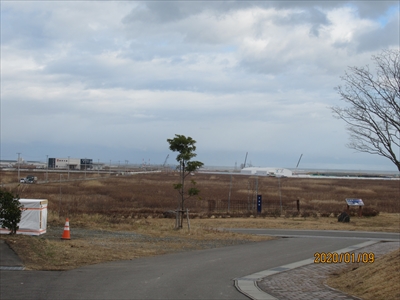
top-left (81, 159), bottom-right (93, 165)
top-left (257, 195), bottom-right (262, 213)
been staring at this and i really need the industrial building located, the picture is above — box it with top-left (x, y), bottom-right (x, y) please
top-left (240, 167), bottom-right (292, 177)
top-left (48, 158), bottom-right (93, 170)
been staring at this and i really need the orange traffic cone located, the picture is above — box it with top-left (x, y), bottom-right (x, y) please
top-left (61, 218), bottom-right (71, 240)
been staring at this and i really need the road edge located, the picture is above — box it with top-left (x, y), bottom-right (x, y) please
top-left (234, 240), bottom-right (378, 300)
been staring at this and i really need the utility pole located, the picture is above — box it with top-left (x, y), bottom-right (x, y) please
top-left (68, 156), bottom-right (70, 180)
top-left (17, 152), bottom-right (21, 181)
top-left (46, 155), bottom-right (49, 183)
top-left (278, 177), bottom-right (282, 216)
top-left (255, 176), bottom-right (258, 211)
top-left (59, 174), bottom-right (62, 218)
top-left (247, 179), bottom-right (251, 211)
top-left (228, 174), bottom-right (232, 212)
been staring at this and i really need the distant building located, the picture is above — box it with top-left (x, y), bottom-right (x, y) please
top-left (0, 159), bottom-right (45, 169)
top-left (80, 158), bottom-right (93, 170)
top-left (240, 167), bottom-right (292, 177)
top-left (48, 158), bottom-right (93, 170)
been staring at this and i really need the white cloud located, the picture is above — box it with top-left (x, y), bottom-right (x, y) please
top-left (1, 1), bottom-right (398, 170)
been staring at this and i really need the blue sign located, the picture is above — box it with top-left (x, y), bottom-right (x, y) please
top-left (346, 198), bottom-right (364, 206)
top-left (257, 195), bottom-right (262, 213)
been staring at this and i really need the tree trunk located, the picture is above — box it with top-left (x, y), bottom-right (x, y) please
top-left (179, 161), bottom-right (185, 228)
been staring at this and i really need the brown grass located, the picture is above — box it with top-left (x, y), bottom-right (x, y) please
top-left (2, 171), bottom-right (399, 220)
top-left (327, 249), bottom-right (400, 300)
top-left (191, 213), bottom-right (400, 232)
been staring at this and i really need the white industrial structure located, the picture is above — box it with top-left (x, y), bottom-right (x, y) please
top-left (240, 167), bottom-right (293, 177)
top-left (0, 199), bottom-right (48, 235)
top-left (48, 158), bottom-right (94, 170)
top-left (50, 158), bottom-right (80, 169)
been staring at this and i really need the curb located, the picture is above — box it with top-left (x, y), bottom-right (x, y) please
top-left (0, 266), bottom-right (25, 271)
top-left (234, 240), bottom-right (378, 300)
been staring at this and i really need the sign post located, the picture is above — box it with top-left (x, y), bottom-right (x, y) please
top-left (345, 198), bottom-right (364, 217)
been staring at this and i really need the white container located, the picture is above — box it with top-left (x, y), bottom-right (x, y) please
top-left (0, 199), bottom-right (48, 235)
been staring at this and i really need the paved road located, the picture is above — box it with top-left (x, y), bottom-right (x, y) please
top-left (1, 230), bottom-right (398, 299)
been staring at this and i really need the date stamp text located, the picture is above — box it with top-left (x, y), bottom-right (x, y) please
top-left (314, 252), bottom-right (375, 264)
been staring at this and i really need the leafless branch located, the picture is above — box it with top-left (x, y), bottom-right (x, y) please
top-left (332, 49), bottom-right (400, 171)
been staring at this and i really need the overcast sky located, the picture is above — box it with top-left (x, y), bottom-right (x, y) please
top-left (1, 1), bottom-right (399, 171)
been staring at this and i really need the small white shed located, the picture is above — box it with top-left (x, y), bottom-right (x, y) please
top-left (0, 199), bottom-right (48, 235)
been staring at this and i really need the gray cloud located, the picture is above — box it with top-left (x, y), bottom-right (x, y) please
top-left (351, 1), bottom-right (398, 19)
top-left (1, 1), bottom-right (398, 170)
top-left (356, 13), bottom-right (400, 52)
top-left (2, 8), bottom-right (52, 50)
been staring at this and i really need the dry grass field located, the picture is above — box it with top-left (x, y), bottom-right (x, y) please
top-left (3, 170), bottom-right (399, 219)
top-left (1, 170), bottom-right (399, 299)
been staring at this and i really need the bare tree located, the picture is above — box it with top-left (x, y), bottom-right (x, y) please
top-left (332, 49), bottom-right (400, 171)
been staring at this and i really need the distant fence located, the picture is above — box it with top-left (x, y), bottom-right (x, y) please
top-left (184, 198), bottom-right (291, 213)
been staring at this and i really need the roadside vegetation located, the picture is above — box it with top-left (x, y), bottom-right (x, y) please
top-left (0, 189), bottom-right (22, 234)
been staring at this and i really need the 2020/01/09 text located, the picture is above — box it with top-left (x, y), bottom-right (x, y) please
top-left (314, 252), bottom-right (375, 264)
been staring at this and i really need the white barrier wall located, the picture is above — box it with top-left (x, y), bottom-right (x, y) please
top-left (0, 199), bottom-right (48, 235)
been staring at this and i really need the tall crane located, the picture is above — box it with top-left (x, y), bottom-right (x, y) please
top-left (243, 152), bottom-right (248, 169)
top-left (296, 154), bottom-right (303, 169)
top-left (163, 154), bottom-right (169, 167)
top-left (294, 154), bottom-right (303, 175)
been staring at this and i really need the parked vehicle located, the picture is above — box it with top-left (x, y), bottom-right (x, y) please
top-left (21, 175), bottom-right (37, 184)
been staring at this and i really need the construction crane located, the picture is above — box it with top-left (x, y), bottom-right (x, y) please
top-left (294, 154), bottom-right (303, 175)
top-left (163, 154), bottom-right (169, 167)
top-left (243, 152), bottom-right (248, 169)
top-left (296, 154), bottom-right (303, 169)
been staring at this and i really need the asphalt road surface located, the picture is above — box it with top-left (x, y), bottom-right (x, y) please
top-left (1, 230), bottom-right (398, 299)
